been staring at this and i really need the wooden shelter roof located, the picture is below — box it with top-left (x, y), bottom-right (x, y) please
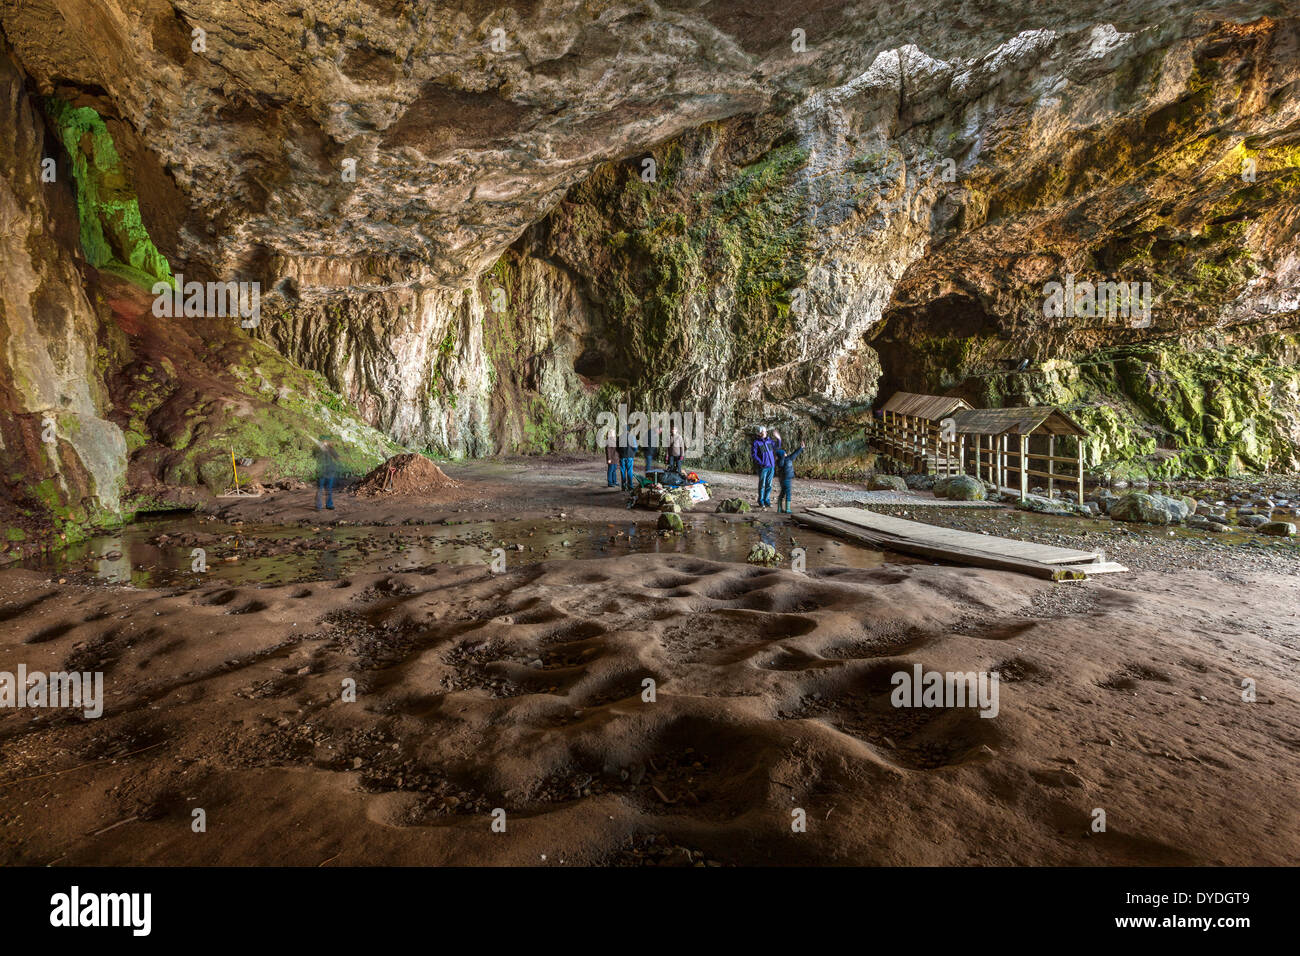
top-left (880, 391), bottom-right (972, 420)
top-left (949, 406), bottom-right (1088, 437)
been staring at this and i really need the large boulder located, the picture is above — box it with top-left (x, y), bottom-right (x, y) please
top-left (1109, 492), bottom-right (1188, 525)
top-left (1257, 521), bottom-right (1296, 537)
top-left (936, 475), bottom-right (986, 501)
top-left (1089, 490), bottom-right (1118, 515)
top-left (869, 474), bottom-right (908, 492)
top-left (1238, 514), bottom-right (1269, 528)
top-left (1015, 494), bottom-right (1072, 516)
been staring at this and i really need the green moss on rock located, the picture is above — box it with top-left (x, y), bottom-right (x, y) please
top-left (44, 98), bottom-right (172, 290)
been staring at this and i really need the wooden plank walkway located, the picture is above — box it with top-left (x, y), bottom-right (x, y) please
top-left (803, 507), bottom-right (1128, 577)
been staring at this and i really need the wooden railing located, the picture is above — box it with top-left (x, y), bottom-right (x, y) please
top-left (868, 418), bottom-right (1086, 499)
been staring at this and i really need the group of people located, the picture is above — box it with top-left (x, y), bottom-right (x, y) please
top-left (751, 426), bottom-right (804, 513)
top-left (603, 425), bottom-right (688, 491)
top-left (599, 423), bottom-right (807, 512)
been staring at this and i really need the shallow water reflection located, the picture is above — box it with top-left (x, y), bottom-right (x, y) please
top-left (23, 514), bottom-right (898, 588)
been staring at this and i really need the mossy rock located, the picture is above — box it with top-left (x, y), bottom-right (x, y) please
top-left (1256, 521), bottom-right (1295, 536)
top-left (657, 512), bottom-right (685, 532)
top-left (1110, 492), bottom-right (1188, 525)
top-left (746, 541), bottom-right (781, 566)
top-left (1015, 494), bottom-right (1072, 516)
top-left (869, 474), bottom-right (908, 492)
top-left (716, 498), bottom-right (751, 513)
top-left (937, 475), bottom-right (986, 500)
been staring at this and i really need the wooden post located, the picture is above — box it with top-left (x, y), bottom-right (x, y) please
top-left (1077, 437), bottom-right (1085, 503)
top-left (998, 435), bottom-right (1007, 492)
top-left (1019, 434), bottom-right (1029, 498)
top-left (1047, 435), bottom-right (1055, 498)
top-left (958, 434), bottom-right (966, 476)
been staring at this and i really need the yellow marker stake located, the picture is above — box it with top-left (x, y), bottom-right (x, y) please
top-left (230, 448), bottom-right (240, 492)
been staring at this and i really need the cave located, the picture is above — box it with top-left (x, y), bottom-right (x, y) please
top-left (870, 292), bottom-right (1012, 404)
top-left (0, 0), bottom-right (1297, 898)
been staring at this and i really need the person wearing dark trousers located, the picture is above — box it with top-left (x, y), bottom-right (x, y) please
top-left (644, 427), bottom-right (659, 473)
top-left (775, 443), bottom-right (805, 514)
top-left (617, 429), bottom-right (638, 491)
top-left (315, 437), bottom-right (340, 510)
top-left (665, 424), bottom-right (685, 474)
top-left (751, 426), bottom-right (775, 509)
top-left (603, 429), bottom-right (618, 487)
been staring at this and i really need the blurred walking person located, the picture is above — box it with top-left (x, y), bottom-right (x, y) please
top-left (315, 436), bottom-right (340, 511)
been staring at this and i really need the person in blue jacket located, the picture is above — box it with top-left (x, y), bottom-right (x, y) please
top-left (751, 426), bottom-right (775, 509)
top-left (774, 442), bottom-right (805, 514)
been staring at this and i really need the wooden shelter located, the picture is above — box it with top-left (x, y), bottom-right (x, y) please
top-left (949, 406), bottom-right (1089, 501)
top-left (869, 392), bottom-right (1091, 500)
top-left (869, 391), bottom-right (972, 473)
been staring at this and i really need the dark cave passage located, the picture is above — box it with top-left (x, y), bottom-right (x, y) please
top-left (868, 293), bottom-right (1014, 407)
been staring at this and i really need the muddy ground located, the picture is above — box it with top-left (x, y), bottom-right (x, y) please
top-left (0, 457), bottom-right (1296, 865)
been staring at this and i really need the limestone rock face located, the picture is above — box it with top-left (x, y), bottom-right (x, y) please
top-left (0, 47), bottom-right (127, 535)
top-left (7, 1), bottom-right (1256, 284)
top-left (3, 0), bottom-right (1300, 491)
top-left (0, 40), bottom-right (405, 542)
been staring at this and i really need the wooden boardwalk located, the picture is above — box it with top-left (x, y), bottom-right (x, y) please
top-left (799, 507), bottom-right (1128, 579)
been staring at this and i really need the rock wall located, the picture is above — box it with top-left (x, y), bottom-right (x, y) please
top-left (247, 12), bottom-right (1300, 478)
top-left (0, 45), bottom-right (128, 540)
top-left (3, 2), bottom-right (1300, 511)
top-left (0, 44), bottom-right (404, 548)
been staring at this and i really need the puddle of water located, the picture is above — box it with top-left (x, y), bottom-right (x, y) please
top-left (23, 514), bottom-right (899, 589)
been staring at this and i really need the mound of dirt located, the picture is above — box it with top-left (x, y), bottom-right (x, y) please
top-left (354, 453), bottom-right (458, 497)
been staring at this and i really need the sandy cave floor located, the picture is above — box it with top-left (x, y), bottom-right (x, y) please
top-left (0, 457), bottom-right (1297, 866)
